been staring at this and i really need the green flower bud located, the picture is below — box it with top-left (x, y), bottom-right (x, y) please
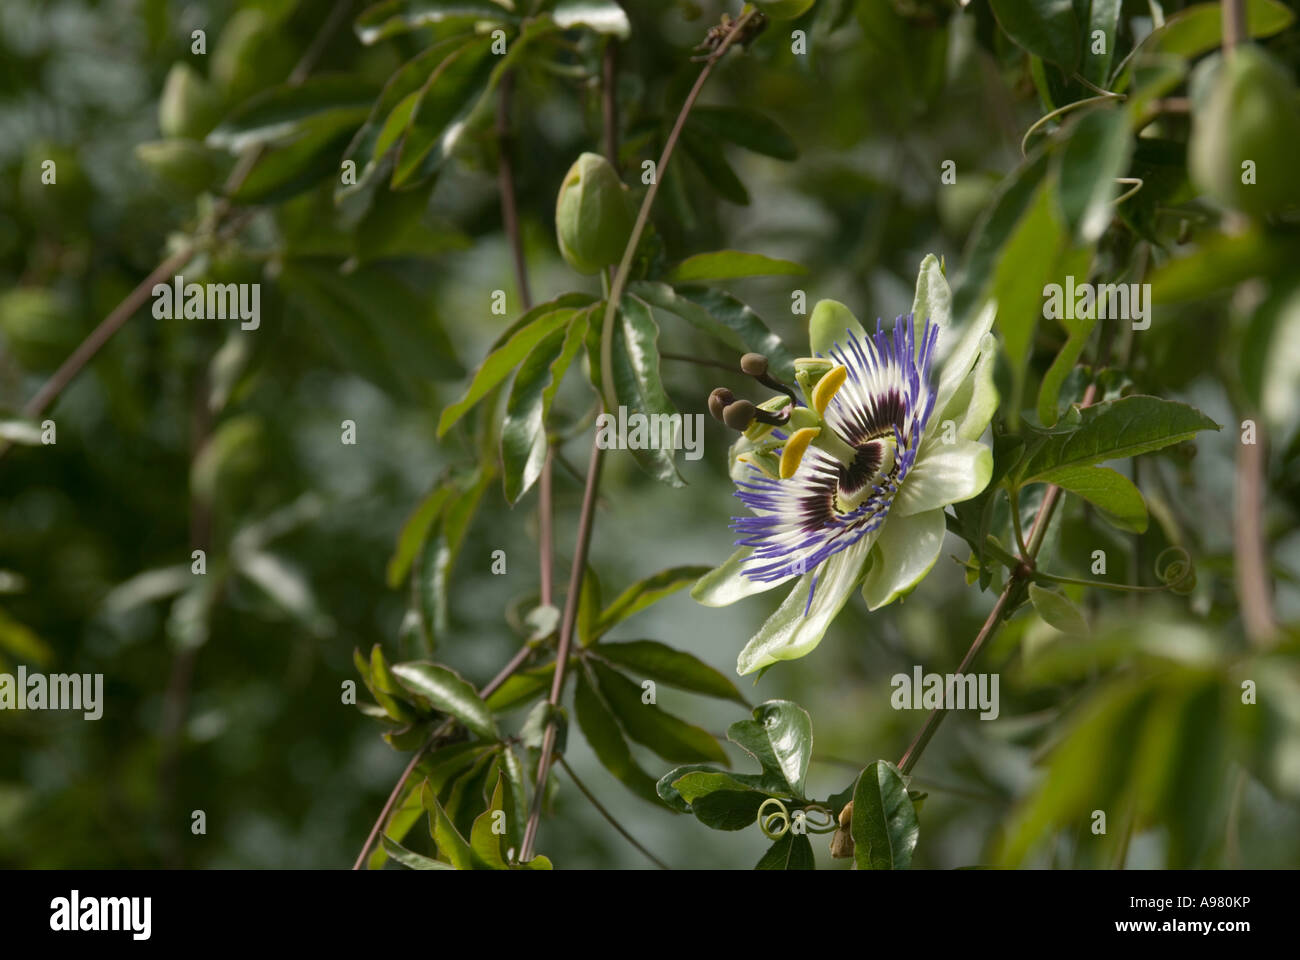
top-left (1189, 45), bottom-right (1300, 217)
top-left (555, 152), bottom-right (635, 275)
top-left (752, 0), bottom-right (815, 20)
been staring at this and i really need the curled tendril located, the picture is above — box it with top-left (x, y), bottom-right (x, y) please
top-left (756, 799), bottom-right (838, 839)
top-left (758, 798), bottom-right (790, 839)
top-left (1155, 546), bottom-right (1196, 595)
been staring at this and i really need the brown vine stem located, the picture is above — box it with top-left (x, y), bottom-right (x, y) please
top-left (518, 11), bottom-right (757, 863)
top-left (519, 438), bottom-right (602, 861)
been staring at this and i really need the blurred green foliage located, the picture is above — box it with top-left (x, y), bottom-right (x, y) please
top-left (2, 0), bottom-right (1300, 870)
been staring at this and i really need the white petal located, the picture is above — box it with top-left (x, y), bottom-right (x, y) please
top-left (910, 254), bottom-right (953, 337)
top-left (931, 300), bottom-right (996, 422)
top-left (861, 509), bottom-right (947, 610)
top-left (736, 538), bottom-right (873, 676)
top-left (893, 440), bottom-right (992, 517)
top-left (931, 331), bottom-right (999, 445)
top-left (692, 547), bottom-right (794, 607)
top-left (809, 299), bottom-right (867, 358)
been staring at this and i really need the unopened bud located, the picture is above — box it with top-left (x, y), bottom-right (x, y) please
top-left (722, 399), bottom-right (756, 431)
top-left (740, 353), bottom-right (769, 377)
top-left (708, 387), bottom-right (735, 421)
top-left (555, 152), bottom-right (635, 275)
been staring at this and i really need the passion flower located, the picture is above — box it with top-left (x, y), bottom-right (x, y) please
top-left (695, 256), bottom-right (999, 675)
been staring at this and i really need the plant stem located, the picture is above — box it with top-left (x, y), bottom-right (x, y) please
top-left (598, 7), bottom-right (757, 411)
top-left (1222, 0), bottom-right (1247, 55)
top-left (660, 350), bottom-right (742, 373)
top-left (895, 579), bottom-right (1018, 775)
top-left (519, 434), bottom-right (603, 861)
top-left (558, 756), bottom-right (670, 870)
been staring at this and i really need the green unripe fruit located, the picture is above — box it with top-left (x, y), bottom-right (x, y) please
top-left (555, 152), bottom-right (635, 275)
top-left (1189, 45), bottom-right (1300, 218)
top-left (752, 0), bottom-right (815, 20)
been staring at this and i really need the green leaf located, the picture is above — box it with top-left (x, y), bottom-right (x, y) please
top-left (850, 760), bottom-right (919, 870)
top-left (1018, 396), bottom-right (1220, 483)
top-left (609, 294), bottom-right (684, 486)
top-left (421, 779), bottom-right (475, 869)
top-left (689, 790), bottom-right (767, 831)
top-left (485, 663), bottom-right (555, 713)
top-left (1044, 465), bottom-right (1148, 533)
top-left (593, 640), bottom-right (747, 704)
top-left (573, 667), bottom-right (663, 805)
top-left (952, 151), bottom-right (1048, 324)
top-left (501, 307), bottom-right (591, 504)
top-left (1114, 0), bottom-right (1294, 90)
top-left (229, 115), bottom-right (363, 203)
top-left (553, 0), bottom-right (631, 38)
top-left (337, 37), bottom-right (470, 207)
top-left (391, 37), bottom-right (496, 188)
top-left (727, 700), bottom-right (813, 799)
top-left (665, 250), bottom-right (807, 285)
top-left (756, 831), bottom-right (816, 870)
top-left (686, 106), bottom-right (798, 161)
top-left (469, 773), bottom-right (510, 869)
top-left (390, 661), bottom-right (500, 740)
top-left (354, 0), bottom-right (515, 45)
top-left (631, 282), bottom-right (796, 383)
top-left (1028, 583), bottom-right (1089, 636)
top-left (387, 484), bottom-right (455, 588)
top-left (381, 834), bottom-right (455, 869)
top-left (1083, 0), bottom-right (1120, 86)
top-left (519, 700), bottom-right (567, 753)
top-left (987, 179), bottom-right (1070, 405)
top-left (592, 565), bottom-right (712, 640)
top-left (438, 296), bottom-right (595, 437)
top-left (369, 644), bottom-right (418, 722)
top-left (681, 127), bottom-right (749, 204)
top-left (669, 770), bottom-right (776, 803)
top-left (989, 0), bottom-right (1079, 70)
top-left (587, 661), bottom-right (727, 764)
top-left (1056, 106), bottom-right (1131, 244)
top-left (208, 75), bottom-right (377, 152)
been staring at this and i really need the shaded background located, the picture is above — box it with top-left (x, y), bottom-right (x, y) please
top-left (3, 0), bottom-right (1300, 869)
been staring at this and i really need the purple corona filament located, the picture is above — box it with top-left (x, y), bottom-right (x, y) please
top-left (730, 314), bottom-right (940, 612)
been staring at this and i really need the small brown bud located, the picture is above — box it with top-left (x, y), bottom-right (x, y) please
top-left (708, 387), bottom-right (734, 421)
top-left (722, 399), bottom-right (756, 431)
top-left (740, 353), bottom-right (769, 377)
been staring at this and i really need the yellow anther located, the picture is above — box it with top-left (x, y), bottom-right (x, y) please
top-left (779, 427), bottom-right (821, 479)
top-left (811, 364), bottom-right (848, 416)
